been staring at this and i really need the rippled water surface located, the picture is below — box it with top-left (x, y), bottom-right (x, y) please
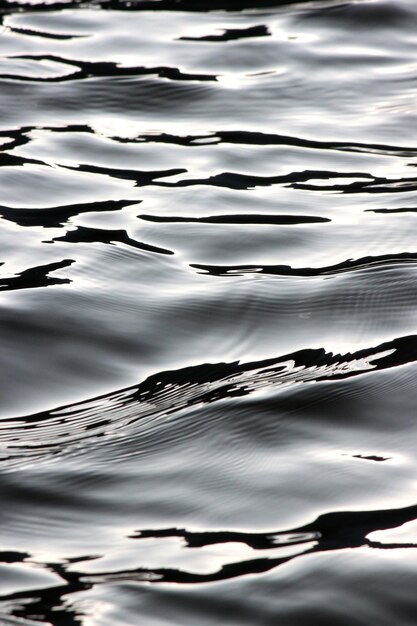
top-left (1, 0), bottom-right (417, 623)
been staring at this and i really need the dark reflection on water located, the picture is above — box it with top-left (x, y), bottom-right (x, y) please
top-left (192, 253), bottom-right (417, 277)
top-left (0, 333), bottom-right (414, 464)
top-left (0, 259), bottom-right (74, 292)
top-left (1, 502), bottom-right (416, 626)
top-left (0, 199), bottom-right (138, 228)
top-left (51, 225), bottom-right (175, 255)
top-left (1, 0), bottom-right (417, 624)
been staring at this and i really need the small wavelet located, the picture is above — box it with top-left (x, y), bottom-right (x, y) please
top-left (191, 252), bottom-right (417, 278)
top-left (0, 199), bottom-right (139, 228)
top-left (1, 335), bottom-right (416, 469)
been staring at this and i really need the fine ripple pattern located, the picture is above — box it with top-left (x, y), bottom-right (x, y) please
top-left (1, 1), bottom-right (417, 625)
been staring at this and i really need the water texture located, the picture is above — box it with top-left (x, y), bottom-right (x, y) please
top-left (0, 0), bottom-right (417, 624)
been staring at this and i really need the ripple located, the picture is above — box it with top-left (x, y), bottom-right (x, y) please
top-left (191, 252), bottom-right (417, 278)
top-left (1, 500), bottom-right (416, 625)
top-left (0, 199), bottom-right (138, 228)
top-left (1, 1), bottom-right (417, 624)
top-left (1, 335), bottom-right (416, 469)
top-left (1, 54), bottom-right (218, 83)
top-left (153, 169), bottom-right (375, 190)
top-left (135, 129), bottom-right (417, 158)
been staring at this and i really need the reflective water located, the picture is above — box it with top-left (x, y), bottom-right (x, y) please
top-left (1, 0), bottom-right (417, 624)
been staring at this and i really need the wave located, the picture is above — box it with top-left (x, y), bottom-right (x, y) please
top-left (0, 199), bottom-right (139, 228)
top-left (133, 129), bottom-right (417, 158)
top-left (191, 252), bottom-right (417, 278)
top-left (1, 334), bottom-right (416, 468)
top-left (1, 55), bottom-right (218, 83)
top-left (3, 124), bottom-right (416, 163)
top-left (153, 170), bottom-right (375, 190)
top-left (1, 500), bottom-right (416, 625)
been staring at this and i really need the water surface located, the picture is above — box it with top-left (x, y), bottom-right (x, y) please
top-left (1, 0), bottom-right (417, 624)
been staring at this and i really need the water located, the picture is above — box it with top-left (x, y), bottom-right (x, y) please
top-left (0, 0), bottom-right (417, 623)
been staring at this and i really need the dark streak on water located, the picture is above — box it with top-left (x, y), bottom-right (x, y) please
top-left (0, 0), bottom-right (417, 624)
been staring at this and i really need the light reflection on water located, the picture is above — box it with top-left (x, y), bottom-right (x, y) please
top-left (0, 0), bottom-right (417, 624)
